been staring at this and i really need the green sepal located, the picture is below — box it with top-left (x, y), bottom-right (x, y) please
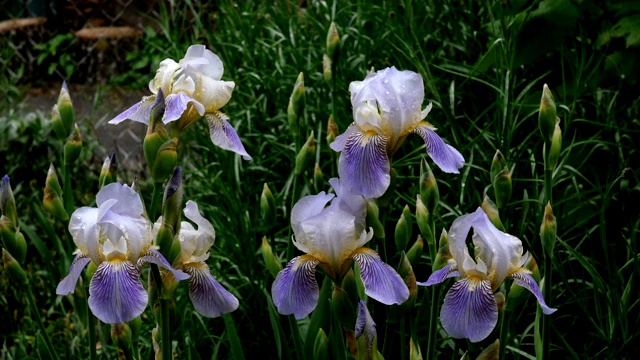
top-left (366, 200), bottom-right (385, 239)
top-left (547, 118), bottom-right (562, 171)
top-left (99, 153), bottom-right (118, 188)
top-left (538, 84), bottom-right (556, 144)
top-left (323, 54), bottom-right (333, 91)
top-left (409, 337), bottom-right (423, 360)
top-left (2, 249), bottom-right (27, 285)
top-left (432, 229), bottom-right (452, 272)
top-left (419, 158), bottom-right (439, 215)
top-left (313, 163), bottom-right (324, 194)
top-left (540, 202), bottom-right (557, 257)
top-left (490, 150), bottom-right (507, 188)
top-left (481, 196), bottom-right (505, 232)
top-left (494, 167), bottom-right (512, 209)
top-left (260, 183), bottom-right (276, 225)
top-left (332, 285), bottom-right (357, 330)
top-left (326, 22), bottom-right (340, 64)
top-left (161, 166), bottom-right (183, 234)
top-left (261, 236), bottom-right (282, 279)
top-left (57, 81), bottom-right (74, 137)
top-left (63, 124), bottom-right (83, 166)
top-left (476, 338), bottom-right (500, 360)
top-left (313, 328), bottom-right (329, 360)
top-left (295, 131), bottom-right (316, 175)
top-left (415, 195), bottom-right (434, 249)
top-left (406, 235), bottom-right (424, 268)
top-left (326, 115), bottom-right (338, 146)
top-left (1, 176), bottom-right (18, 225)
top-left (387, 252), bottom-right (417, 322)
top-left (51, 105), bottom-right (66, 142)
top-left (394, 205), bottom-right (411, 252)
top-left (44, 165), bottom-right (68, 220)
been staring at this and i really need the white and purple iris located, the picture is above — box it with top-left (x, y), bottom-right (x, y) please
top-left (272, 178), bottom-right (409, 319)
top-left (157, 200), bottom-right (239, 318)
top-left (108, 44), bottom-right (251, 160)
top-left (330, 67), bottom-right (464, 199)
top-left (419, 207), bottom-right (557, 342)
top-left (56, 183), bottom-right (189, 324)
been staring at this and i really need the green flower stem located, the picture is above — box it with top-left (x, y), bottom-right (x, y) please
top-left (499, 309), bottom-right (511, 359)
top-left (161, 298), bottom-right (171, 360)
top-left (149, 181), bottom-right (164, 222)
top-left (400, 317), bottom-right (406, 360)
top-left (87, 289), bottom-right (98, 360)
top-left (425, 212), bottom-right (438, 360)
top-left (541, 151), bottom-right (553, 360)
top-left (26, 286), bottom-right (60, 360)
top-left (63, 160), bottom-right (73, 216)
top-left (288, 315), bottom-right (304, 359)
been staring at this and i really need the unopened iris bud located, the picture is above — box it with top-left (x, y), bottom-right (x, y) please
top-left (144, 90), bottom-right (174, 182)
top-left (129, 316), bottom-right (142, 348)
top-left (288, 73), bottom-right (306, 137)
top-left (490, 150), bottom-right (507, 188)
top-left (476, 339), bottom-right (500, 360)
top-left (1, 175), bottom-right (18, 225)
top-left (538, 84), bottom-right (556, 144)
top-left (3, 249), bottom-right (27, 286)
top-left (323, 54), bottom-right (333, 90)
top-left (162, 167), bottom-right (183, 234)
top-left (63, 124), bottom-right (83, 166)
top-left (326, 22), bottom-right (340, 64)
top-left (415, 195), bottom-right (434, 248)
top-left (57, 81), bottom-right (74, 137)
top-left (111, 323), bottom-right (133, 359)
top-left (51, 105), bottom-right (66, 141)
top-left (481, 196), bottom-right (505, 231)
top-left (261, 236), bottom-right (282, 279)
top-left (326, 115), bottom-right (338, 145)
top-left (332, 285), bottom-right (357, 330)
top-left (355, 300), bottom-right (378, 360)
top-left (432, 229), bottom-right (451, 271)
top-left (494, 167), bottom-right (512, 209)
top-left (540, 202), bottom-right (557, 256)
top-left (260, 183), bottom-right (276, 224)
top-left (43, 164), bottom-right (68, 220)
top-left (13, 232), bottom-right (27, 265)
top-left (394, 205), bottom-right (411, 252)
top-left (313, 328), bottom-right (329, 360)
top-left (547, 118), bottom-right (562, 171)
top-left (99, 153), bottom-right (118, 188)
top-left (409, 337), bottom-right (423, 360)
top-left (313, 163), bottom-right (324, 194)
top-left (388, 252), bottom-right (417, 321)
top-left (494, 291), bottom-right (506, 312)
top-left (420, 158), bottom-right (439, 215)
top-left (506, 255), bottom-right (540, 312)
top-left (406, 235), bottom-right (424, 268)
top-left (295, 131), bottom-right (316, 175)
top-left (365, 200), bottom-right (385, 239)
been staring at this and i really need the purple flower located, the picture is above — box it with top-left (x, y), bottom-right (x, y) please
top-left (330, 67), bottom-right (464, 198)
top-left (271, 178), bottom-right (409, 319)
top-left (56, 183), bottom-right (189, 324)
top-left (419, 207), bottom-right (556, 342)
top-left (108, 45), bottom-right (251, 160)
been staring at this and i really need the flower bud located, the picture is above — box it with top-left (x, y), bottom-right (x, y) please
top-left (162, 167), bottom-right (183, 234)
top-left (313, 163), bottom-right (324, 194)
top-left (63, 124), bottom-right (82, 167)
top-left (476, 339), bottom-right (500, 360)
top-left (313, 328), bottom-right (329, 360)
top-left (326, 22), bottom-right (340, 64)
top-left (326, 115), bottom-right (338, 146)
top-left (295, 132), bottom-right (316, 175)
top-left (481, 196), bottom-right (505, 232)
top-left (388, 252), bottom-right (417, 321)
top-left (260, 183), bottom-right (276, 225)
top-left (43, 165), bottom-right (68, 220)
top-left (494, 291), bottom-right (506, 312)
top-left (0, 216), bottom-right (18, 258)
top-left (99, 153), bottom-right (118, 188)
top-left (538, 84), bottom-right (556, 144)
top-left (415, 195), bottom-right (434, 249)
top-left (13, 231), bottom-right (27, 265)
top-left (129, 316), bottom-right (142, 347)
top-left (111, 323), bottom-right (133, 359)
top-left (540, 202), bottom-right (557, 256)
top-left (288, 73), bottom-right (306, 138)
top-left (261, 236), bottom-right (282, 279)
top-left (144, 90), bottom-right (174, 181)
top-left (51, 105), bottom-right (66, 141)
top-left (365, 200), bottom-right (385, 239)
top-left (494, 168), bottom-right (512, 209)
top-left (355, 300), bottom-right (378, 360)
top-left (410, 337), bottom-right (423, 360)
top-left (432, 229), bottom-right (452, 272)
top-left (547, 118), bottom-right (562, 171)
top-left (57, 81), bottom-right (74, 137)
top-left (420, 158), bottom-right (439, 215)
top-left (406, 235), bottom-right (424, 268)
top-left (323, 54), bottom-right (333, 90)
top-left (3, 249), bottom-right (27, 286)
top-left (332, 285), bottom-right (357, 330)
top-left (490, 150), bottom-right (507, 188)
top-left (394, 206), bottom-right (411, 252)
top-left (1, 175), bottom-right (18, 225)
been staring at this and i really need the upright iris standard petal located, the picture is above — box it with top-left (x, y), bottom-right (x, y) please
top-left (511, 271), bottom-right (557, 315)
top-left (186, 262), bottom-right (239, 317)
top-left (164, 93), bottom-right (204, 124)
top-left (440, 277), bottom-right (498, 343)
top-left (56, 254), bottom-right (91, 295)
top-left (205, 113), bottom-right (252, 160)
top-left (68, 206), bottom-right (101, 263)
top-left (413, 123), bottom-right (465, 174)
top-left (337, 131), bottom-right (390, 199)
top-left (352, 248), bottom-right (409, 305)
top-left (108, 97), bottom-right (156, 125)
top-left (272, 256), bottom-right (320, 319)
top-left (88, 261), bottom-right (148, 324)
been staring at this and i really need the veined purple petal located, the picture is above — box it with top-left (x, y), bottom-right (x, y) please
top-left (413, 123), bottom-right (464, 174)
top-left (108, 96), bottom-right (156, 125)
top-left (511, 271), bottom-right (557, 315)
top-left (185, 262), bottom-right (239, 318)
top-left (271, 256), bottom-right (320, 319)
top-left (330, 123), bottom-right (358, 152)
top-left (205, 113), bottom-right (252, 160)
top-left (417, 262), bottom-right (459, 287)
top-left (440, 277), bottom-right (498, 343)
top-left (338, 130), bottom-right (390, 199)
top-left (352, 248), bottom-right (409, 305)
top-left (163, 93), bottom-right (205, 124)
top-left (56, 253), bottom-right (91, 295)
top-left (355, 300), bottom-right (376, 355)
top-left (138, 249), bottom-right (190, 281)
top-left (89, 260), bottom-right (148, 324)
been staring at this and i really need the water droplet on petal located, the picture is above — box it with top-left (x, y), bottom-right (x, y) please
top-left (383, 79), bottom-right (389, 84)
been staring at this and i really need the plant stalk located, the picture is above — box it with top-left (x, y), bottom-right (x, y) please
top-left (26, 286), bottom-right (60, 360)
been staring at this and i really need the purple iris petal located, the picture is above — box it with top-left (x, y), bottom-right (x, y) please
top-left (330, 123), bottom-right (358, 152)
top-left (417, 262), bottom-right (460, 287)
top-left (186, 262), bottom-right (239, 318)
top-left (355, 300), bottom-right (376, 355)
top-left (205, 113), bottom-right (252, 160)
top-left (108, 96), bottom-right (156, 125)
top-left (163, 93), bottom-right (205, 124)
top-left (88, 260), bottom-right (148, 324)
top-left (338, 131), bottom-right (390, 199)
top-left (413, 124), bottom-right (465, 174)
top-left (138, 249), bottom-right (190, 281)
top-left (511, 271), bottom-right (557, 315)
top-left (271, 256), bottom-right (320, 319)
top-left (440, 277), bottom-right (498, 343)
top-left (56, 254), bottom-right (91, 295)
top-left (352, 249), bottom-right (409, 305)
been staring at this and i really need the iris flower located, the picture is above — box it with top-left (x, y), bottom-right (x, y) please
top-left (272, 178), bottom-right (409, 319)
top-left (56, 183), bottom-right (189, 324)
top-left (157, 200), bottom-right (239, 317)
top-left (420, 207), bottom-right (556, 342)
top-left (108, 44), bottom-right (250, 160)
top-left (330, 67), bottom-right (464, 199)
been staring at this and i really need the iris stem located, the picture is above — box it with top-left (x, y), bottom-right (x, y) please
top-left (426, 286), bottom-right (438, 360)
top-left (26, 286), bottom-right (60, 360)
top-left (88, 297), bottom-right (97, 360)
top-left (161, 298), bottom-right (171, 360)
top-left (288, 315), bottom-right (304, 359)
top-left (149, 180), bottom-right (164, 222)
top-left (499, 309), bottom-right (511, 359)
top-left (63, 160), bottom-right (73, 215)
top-left (542, 146), bottom-right (553, 360)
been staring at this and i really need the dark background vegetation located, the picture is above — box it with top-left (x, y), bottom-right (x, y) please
top-left (1, 0), bottom-right (639, 359)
